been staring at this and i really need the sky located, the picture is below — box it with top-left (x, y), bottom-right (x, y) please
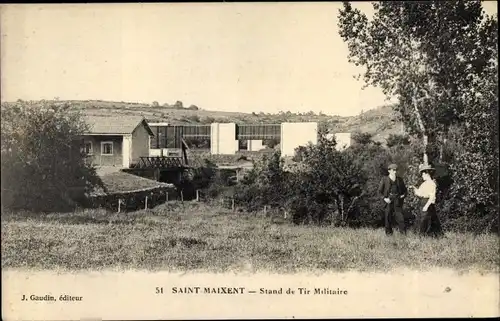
top-left (1, 2), bottom-right (497, 117)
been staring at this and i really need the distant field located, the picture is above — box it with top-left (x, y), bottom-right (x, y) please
top-left (4, 99), bottom-right (402, 143)
top-left (2, 203), bottom-right (498, 273)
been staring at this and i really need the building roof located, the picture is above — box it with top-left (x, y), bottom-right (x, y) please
top-left (90, 170), bottom-right (174, 195)
top-left (83, 115), bottom-right (154, 136)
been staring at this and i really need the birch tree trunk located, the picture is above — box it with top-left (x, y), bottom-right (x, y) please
top-left (412, 84), bottom-right (429, 166)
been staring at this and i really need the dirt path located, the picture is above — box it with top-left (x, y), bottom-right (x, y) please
top-left (2, 268), bottom-right (498, 319)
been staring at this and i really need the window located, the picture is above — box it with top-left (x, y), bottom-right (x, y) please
top-left (84, 141), bottom-right (93, 155)
top-left (101, 142), bottom-right (113, 155)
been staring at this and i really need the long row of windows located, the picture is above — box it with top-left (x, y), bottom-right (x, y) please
top-left (236, 124), bottom-right (281, 139)
top-left (150, 124), bottom-right (281, 148)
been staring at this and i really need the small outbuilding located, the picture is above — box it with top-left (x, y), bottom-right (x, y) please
top-left (81, 115), bottom-right (154, 168)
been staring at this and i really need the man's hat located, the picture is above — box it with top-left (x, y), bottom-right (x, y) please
top-left (418, 163), bottom-right (434, 173)
top-left (388, 164), bottom-right (398, 170)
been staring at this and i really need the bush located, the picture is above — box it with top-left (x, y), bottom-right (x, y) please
top-left (352, 132), bottom-right (374, 145)
top-left (1, 101), bottom-right (104, 212)
top-left (292, 145), bottom-right (307, 162)
top-left (386, 134), bottom-right (410, 147)
top-left (233, 151), bottom-right (288, 212)
top-left (229, 134), bottom-right (369, 225)
top-left (288, 135), bottom-right (367, 225)
top-left (262, 138), bottom-right (280, 149)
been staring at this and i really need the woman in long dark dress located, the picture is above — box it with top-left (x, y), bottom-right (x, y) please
top-left (410, 164), bottom-right (444, 237)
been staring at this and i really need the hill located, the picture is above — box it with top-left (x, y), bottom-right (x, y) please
top-left (3, 99), bottom-right (404, 143)
top-left (334, 104), bottom-right (405, 143)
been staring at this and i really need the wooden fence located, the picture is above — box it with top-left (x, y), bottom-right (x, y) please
top-left (84, 185), bottom-right (180, 212)
top-left (83, 185), bottom-right (289, 218)
top-left (195, 189), bottom-right (290, 218)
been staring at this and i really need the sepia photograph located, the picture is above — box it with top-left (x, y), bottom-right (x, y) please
top-left (1, 1), bottom-right (499, 319)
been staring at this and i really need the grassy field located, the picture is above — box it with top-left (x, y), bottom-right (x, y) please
top-left (2, 202), bottom-right (498, 273)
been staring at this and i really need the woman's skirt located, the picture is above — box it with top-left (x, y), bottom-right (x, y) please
top-left (416, 198), bottom-right (443, 237)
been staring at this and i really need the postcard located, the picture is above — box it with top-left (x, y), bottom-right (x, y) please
top-left (1, 2), bottom-right (498, 320)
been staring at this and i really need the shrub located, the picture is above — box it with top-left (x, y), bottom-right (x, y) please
top-left (233, 151), bottom-right (288, 211)
top-left (286, 135), bottom-right (367, 225)
top-left (262, 138), bottom-right (280, 149)
top-left (386, 134), bottom-right (411, 147)
top-left (292, 145), bottom-right (307, 162)
top-left (352, 132), bottom-right (374, 145)
top-left (1, 101), bottom-right (104, 212)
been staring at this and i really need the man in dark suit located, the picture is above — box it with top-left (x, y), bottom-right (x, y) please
top-left (378, 163), bottom-right (408, 235)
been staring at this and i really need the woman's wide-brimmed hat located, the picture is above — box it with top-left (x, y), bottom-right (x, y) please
top-left (418, 163), bottom-right (435, 173)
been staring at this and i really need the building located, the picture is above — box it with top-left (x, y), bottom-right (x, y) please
top-left (147, 122), bottom-right (319, 157)
top-left (148, 122), bottom-right (206, 157)
top-left (82, 115), bottom-right (154, 168)
top-left (280, 122), bottom-right (318, 156)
